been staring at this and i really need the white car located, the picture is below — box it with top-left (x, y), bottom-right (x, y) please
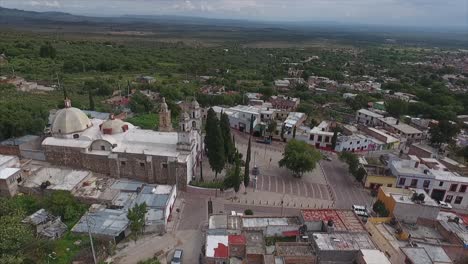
top-left (352, 205), bottom-right (369, 217)
top-left (438, 201), bottom-right (453, 209)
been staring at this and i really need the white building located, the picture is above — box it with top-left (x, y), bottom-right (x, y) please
top-left (308, 121), bottom-right (334, 149)
top-left (335, 134), bottom-right (377, 152)
top-left (390, 156), bottom-right (468, 210)
top-left (356, 109), bottom-right (384, 126)
top-left (212, 105), bottom-right (260, 134)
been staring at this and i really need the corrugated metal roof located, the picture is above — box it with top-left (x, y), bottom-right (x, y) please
top-left (72, 208), bottom-right (129, 237)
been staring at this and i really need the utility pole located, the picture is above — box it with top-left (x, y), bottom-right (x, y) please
top-left (85, 215), bottom-right (97, 264)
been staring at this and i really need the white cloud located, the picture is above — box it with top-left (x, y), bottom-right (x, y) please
top-left (29, 0), bottom-right (60, 8)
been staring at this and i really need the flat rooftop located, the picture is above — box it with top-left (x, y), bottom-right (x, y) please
top-left (313, 232), bottom-right (375, 251)
top-left (0, 167), bottom-right (20, 179)
top-left (360, 249), bottom-right (391, 264)
top-left (401, 246), bottom-right (452, 264)
top-left (358, 109), bottom-right (384, 118)
top-left (301, 209), bottom-right (365, 232)
top-left (275, 242), bottom-right (314, 256)
top-left (379, 117), bottom-right (422, 134)
top-left (206, 235), bottom-right (229, 258)
top-left (22, 167), bottom-right (91, 191)
top-left (242, 216), bottom-right (301, 229)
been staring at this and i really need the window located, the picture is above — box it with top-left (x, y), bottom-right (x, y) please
top-left (439, 181), bottom-right (444, 187)
top-left (318, 135), bottom-right (323, 142)
top-left (325, 136), bottom-right (330, 143)
top-left (162, 163), bottom-right (168, 169)
top-left (454, 196), bottom-right (463, 204)
top-left (460, 185), bottom-right (467, 193)
top-left (410, 179), bottom-right (418, 187)
top-left (445, 195), bottom-right (453, 203)
top-left (121, 161), bottom-right (126, 166)
top-left (423, 180), bottom-right (430, 188)
top-left (140, 162), bottom-right (145, 167)
top-left (399, 178), bottom-right (406, 185)
top-left (73, 134), bottom-right (79, 139)
top-left (309, 135), bottom-right (315, 141)
top-left (450, 184), bottom-right (458, 192)
top-left (387, 184), bottom-right (392, 187)
top-left (100, 146), bottom-right (105, 151)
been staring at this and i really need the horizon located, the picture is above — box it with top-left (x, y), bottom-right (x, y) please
top-left (0, 0), bottom-right (466, 29)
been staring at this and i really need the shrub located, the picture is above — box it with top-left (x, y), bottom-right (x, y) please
top-left (244, 209), bottom-right (253, 215)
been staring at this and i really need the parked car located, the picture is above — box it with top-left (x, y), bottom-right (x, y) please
top-left (352, 205), bottom-right (369, 217)
top-left (437, 201), bottom-right (453, 209)
top-left (171, 249), bottom-right (183, 264)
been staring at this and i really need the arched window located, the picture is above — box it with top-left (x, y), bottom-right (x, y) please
top-left (73, 134), bottom-right (79, 139)
top-left (192, 121), bottom-right (197, 129)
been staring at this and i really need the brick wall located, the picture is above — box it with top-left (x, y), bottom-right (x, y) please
top-left (408, 145), bottom-right (433, 159)
top-left (0, 145), bottom-right (20, 156)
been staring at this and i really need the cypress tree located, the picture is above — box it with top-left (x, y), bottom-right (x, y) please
top-left (244, 136), bottom-right (251, 187)
top-left (220, 112), bottom-right (235, 163)
top-left (205, 108), bottom-right (225, 179)
top-left (88, 90), bottom-right (95, 110)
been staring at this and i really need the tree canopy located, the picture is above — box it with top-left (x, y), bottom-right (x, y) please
top-left (279, 139), bottom-right (321, 177)
top-left (429, 120), bottom-right (460, 146)
top-left (205, 108), bottom-right (226, 178)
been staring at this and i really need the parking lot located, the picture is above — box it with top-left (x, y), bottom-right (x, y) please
top-left (254, 174), bottom-right (331, 200)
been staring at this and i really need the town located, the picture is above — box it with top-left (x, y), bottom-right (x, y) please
top-left (1, 3), bottom-right (468, 264)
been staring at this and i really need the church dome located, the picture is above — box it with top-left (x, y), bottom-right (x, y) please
top-left (52, 106), bottom-right (92, 135)
top-left (100, 115), bottom-right (133, 135)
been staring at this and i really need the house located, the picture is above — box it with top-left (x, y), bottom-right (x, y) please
top-left (389, 157), bottom-right (468, 210)
top-left (269, 95), bottom-right (300, 111)
top-left (211, 105), bottom-right (260, 134)
top-left (356, 249), bottom-right (392, 264)
top-left (22, 209), bottom-right (67, 239)
top-left (0, 155), bottom-right (22, 197)
top-left (274, 79), bottom-right (291, 91)
top-left (335, 134), bottom-right (379, 152)
top-left (378, 117), bottom-right (424, 141)
top-left (135, 75), bottom-right (155, 84)
top-left (363, 165), bottom-right (396, 190)
top-left (356, 109), bottom-right (384, 127)
top-left (361, 127), bottom-right (400, 150)
top-left (376, 187), bottom-right (440, 223)
top-left (308, 121), bottom-right (334, 149)
top-left (0, 135), bottom-right (44, 160)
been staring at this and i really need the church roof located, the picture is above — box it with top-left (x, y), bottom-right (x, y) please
top-left (51, 107), bottom-right (92, 135)
top-left (100, 118), bottom-right (134, 135)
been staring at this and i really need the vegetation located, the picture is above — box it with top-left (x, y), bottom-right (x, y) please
top-left (130, 91), bottom-right (154, 113)
top-left (0, 193), bottom-right (90, 263)
top-left (244, 136), bottom-right (252, 188)
top-left (220, 112), bottom-right (235, 164)
top-left (339, 152), bottom-right (366, 182)
top-left (189, 180), bottom-right (224, 189)
top-left (265, 236), bottom-right (296, 246)
top-left (429, 120), bottom-right (460, 147)
top-left (279, 140), bottom-right (321, 178)
top-left (223, 153), bottom-right (243, 193)
top-left (205, 108), bottom-right (226, 179)
top-left (126, 113), bottom-right (158, 130)
top-left (127, 203), bottom-right (148, 241)
top-left (137, 258), bottom-right (161, 264)
top-left (244, 209), bottom-right (254, 215)
top-left (373, 200), bottom-right (390, 217)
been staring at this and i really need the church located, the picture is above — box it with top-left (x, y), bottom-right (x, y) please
top-left (42, 97), bottom-right (203, 191)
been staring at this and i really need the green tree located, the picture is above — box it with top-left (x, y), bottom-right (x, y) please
top-left (223, 153), bottom-right (242, 193)
top-left (267, 120), bottom-right (277, 137)
top-left (39, 42), bottom-right (56, 58)
top-left (373, 200), bottom-right (389, 217)
top-left (244, 135), bottom-right (252, 188)
top-left (220, 112), bottom-right (235, 163)
top-left (339, 152), bottom-right (360, 175)
top-left (386, 99), bottom-right (408, 118)
top-left (429, 120), bottom-right (460, 146)
top-left (88, 90), bottom-right (95, 111)
top-left (44, 191), bottom-right (87, 224)
top-left (84, 78), bottom-right (113, 96)
top-left (279, 139), bottom-right (321, 178)
top-left (354, 166), bottom-right (367, 182)
top-left (0, 198), bottom-right (35, 262)
top-left (205, 108), bottom-right (225, 179)
top-left (130, 91), bottom-right (154, 113)
top-left (127, 203), bottom-right (147, 241)
top-left (331, 131), bottom-right (338, 149)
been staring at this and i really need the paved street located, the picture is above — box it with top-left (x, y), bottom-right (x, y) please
top-left (320, 155), bottom-right (373, 209)
top-left (255, 174), bottom-right (331, 200)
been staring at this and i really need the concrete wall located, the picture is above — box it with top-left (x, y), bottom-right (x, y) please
top-left (365, 175), bottom-right (396, 189)
top-left (0, 170), bottom-right (21, 197)
top-left (393, 203), bottom-right (439, 224)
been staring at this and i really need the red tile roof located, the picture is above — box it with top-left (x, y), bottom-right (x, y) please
top-left (301, 209), bottom-right (365, 232)
top-left (214, 243), bottom-right (229, 258)
top-left (282, 230), bottom-right (300, 237)
top-left (228, 235), bottom-right (246, 245)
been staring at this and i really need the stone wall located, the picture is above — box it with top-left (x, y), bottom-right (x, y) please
top-left (44, 145), bottom-right (83, 168)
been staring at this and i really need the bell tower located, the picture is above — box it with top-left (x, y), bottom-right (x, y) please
top-left (158, 97), bottom-right (173, 132)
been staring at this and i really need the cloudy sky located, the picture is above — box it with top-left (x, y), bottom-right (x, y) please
top-left (0, 0), bottom-right (466, 27)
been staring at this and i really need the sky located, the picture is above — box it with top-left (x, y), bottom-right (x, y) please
top-left (0, 0), bottom-right (466, 28)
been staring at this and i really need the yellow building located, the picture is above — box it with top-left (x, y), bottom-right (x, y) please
top-left (363, 165), bottom-right (396, 190)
